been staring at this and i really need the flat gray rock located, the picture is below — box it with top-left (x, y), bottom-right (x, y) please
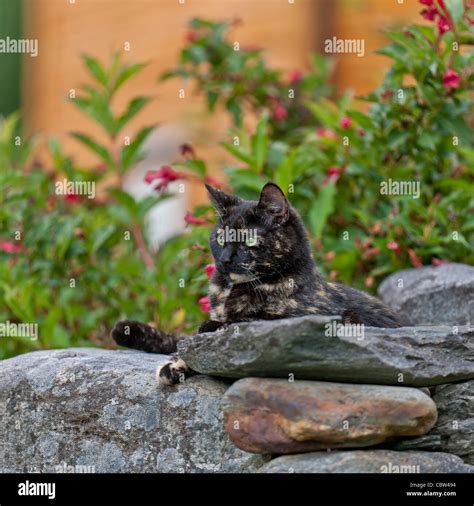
top-left (392, 380), bottom-right (474, 464)
top-left (178, 316), bottom-right (474, 386)
top-left (260, 450), bottom-right (474, 473)
top-left (0, 348), bottom-right (267, 473)
top-left (378, 263), bottom-right (474, 325)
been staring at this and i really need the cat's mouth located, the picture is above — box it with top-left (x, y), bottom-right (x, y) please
top-left (228, 272), bottom-right (258, 284)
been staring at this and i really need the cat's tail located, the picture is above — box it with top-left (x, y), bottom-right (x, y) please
top-left (111, 320), bottom-right (184, 354)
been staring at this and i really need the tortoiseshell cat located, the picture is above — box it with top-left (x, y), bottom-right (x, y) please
top-left (112, 183), bottom-right (402, 384)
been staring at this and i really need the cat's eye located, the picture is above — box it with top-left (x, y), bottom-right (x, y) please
top-left (217, 235), bottom-right (225, 247)
top-left (245, 237), bottom-right (258, 247)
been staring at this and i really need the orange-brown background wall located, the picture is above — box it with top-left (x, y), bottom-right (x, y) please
top-left (22, 0), bottom-right (424, 203)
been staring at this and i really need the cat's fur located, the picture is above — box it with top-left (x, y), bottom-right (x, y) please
top-left (112, 183), bottom-right (402, 384)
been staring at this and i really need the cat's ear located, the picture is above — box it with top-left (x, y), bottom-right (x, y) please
top-left (257, 183), bottom-right (289, 226)
top-left (205, 184), bottom-right (242, 215)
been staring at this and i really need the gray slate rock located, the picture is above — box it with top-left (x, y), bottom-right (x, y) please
top-left (0, 348), bottom-right (267, 473)
top-left (378, 263), bottom-right (474, 325)
top-left (260, 450), bottom-right (474, 473)
top-left (178, 316), bottom-right (474, 386)
top-left (392, 380), bottom-right (474, 464)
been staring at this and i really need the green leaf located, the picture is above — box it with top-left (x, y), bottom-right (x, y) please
top-left (183, 45), bottom-right (207, 64)
top-left (418, 133), bottom-right (437, 151)
top-left (445, 117), bottom-right (472, 145)
top-left (251, 114), bottom-right (269, 173)
top-left (274, 151), bottom-right (296, 194)
top-left (109, 189), bottom-right (139, 216)
top-left (309, 182), bottom-right (336, 239)
top-left (137, 194), bottom-right (171, 219)
top-left (92, 224), bottom-right (116, 253)
top-left (0, 111), bottom-right (20, 143)
top-left (348, 110), bottom-right (372, 129)
top-left (111, 63), bottom-right (147, 95)
top-left (387, 131), bottom-right (410, 149)
top-left (120, 125), bottom-right (155, 170)
top-left (175, 159), bottom-right (207, 178)
top-left (225, 97), bottom-right (242, 126)
top-left (306, 99), bottom-right (338, 125)
top-left (408, 25), bottom-right (436, 46)
top-left (116, 96), bottom-right (151, 132)
top-left (207, 91), bottom-right (219, 111)
top-left (71, 91), bottom-right (117, 136)
top-left (386, 30), bottom-right (425, 57)
top-left (376, 43), bottom-right (407, 62)
top-left (82, 54), bottom-right (108, 87)
top-left (225, 167), bottom-right (267, 193)
top-left (222, 143), bottom-right (253, 165)
top-left (70, 132), bottom-right (114, 166)
top-left (445, 0), bottom-right (464, 23)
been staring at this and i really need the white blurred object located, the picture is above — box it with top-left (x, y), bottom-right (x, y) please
top-left (124, 124), bottom-right (192, 251)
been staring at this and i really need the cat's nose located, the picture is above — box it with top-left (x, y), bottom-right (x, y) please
top-left (220, 248), bottom-right (233, 265)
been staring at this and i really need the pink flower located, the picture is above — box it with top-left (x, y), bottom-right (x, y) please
top-left (421, 7), bottom-right (438, 21)
top-left (432, 257), bottom-right (449, 266)
top-left (272, 103), bottom-right (288, 121)
top-left (205, 176), bottom-right (222, 187)
top-left (186, 31), bottom-right (199, 43)
top-left (145, 166), bottom-right (183, 191)
top-left (316, 127), bottom-right (337, 139)
top-left (198, 296), bottom-right (211, 313)
top-left (387, 240), bottom-right (401, 254)
top-left (65, 193), bottom-right (80, 204)
top-left (323, 166), bottom-right (343, 186)
top-left (443, 69), bottom-right (461, 89)
top-left (288, 70), bottom-right (303, 85)
top-left (205, 264), bottom-right (216, 279)
top-left (184, 212), bottom-right (207, 226)
top-left (364, 247), bottom-right (380, 259)
top-left (419, 0), bottom-right (434, 5)
top-left (340, 116), bottom-right (352, 129)
top-left (242, 44), bottom-right (261, 52)
top-left (0, 240), bottom-right (21, 254)
top-left (437, 15), bottom-right (451, 33)
top-left (408, 249), bottom-right (423, 268)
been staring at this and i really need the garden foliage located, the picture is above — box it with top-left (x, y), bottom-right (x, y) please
top-left (0, 0), bottom-right (472, 357)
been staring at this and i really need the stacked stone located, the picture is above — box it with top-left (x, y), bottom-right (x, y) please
top-left (178, 264), bottom-right (474, 473)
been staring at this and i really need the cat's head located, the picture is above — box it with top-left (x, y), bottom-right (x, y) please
top-left (206, 183), bottom-right (312, 283)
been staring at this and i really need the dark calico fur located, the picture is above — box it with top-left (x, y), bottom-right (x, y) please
top-left (112, 183), bottom-right (402, 383)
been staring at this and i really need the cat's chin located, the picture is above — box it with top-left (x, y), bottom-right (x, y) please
top-left (228, 272), bottom-right (257, 284)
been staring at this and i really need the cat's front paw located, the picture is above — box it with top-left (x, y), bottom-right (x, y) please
top-left (112, 320), bottom-right (147, 347)
top-left (198, 320), bottom-right (225, 333)
top-left (156, 359), bottom-right (189, 386)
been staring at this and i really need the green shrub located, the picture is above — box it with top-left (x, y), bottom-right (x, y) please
top-left (0, 56), bottom-right (211, 359)
top-left (164, 5), bottom-right (473, 288)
